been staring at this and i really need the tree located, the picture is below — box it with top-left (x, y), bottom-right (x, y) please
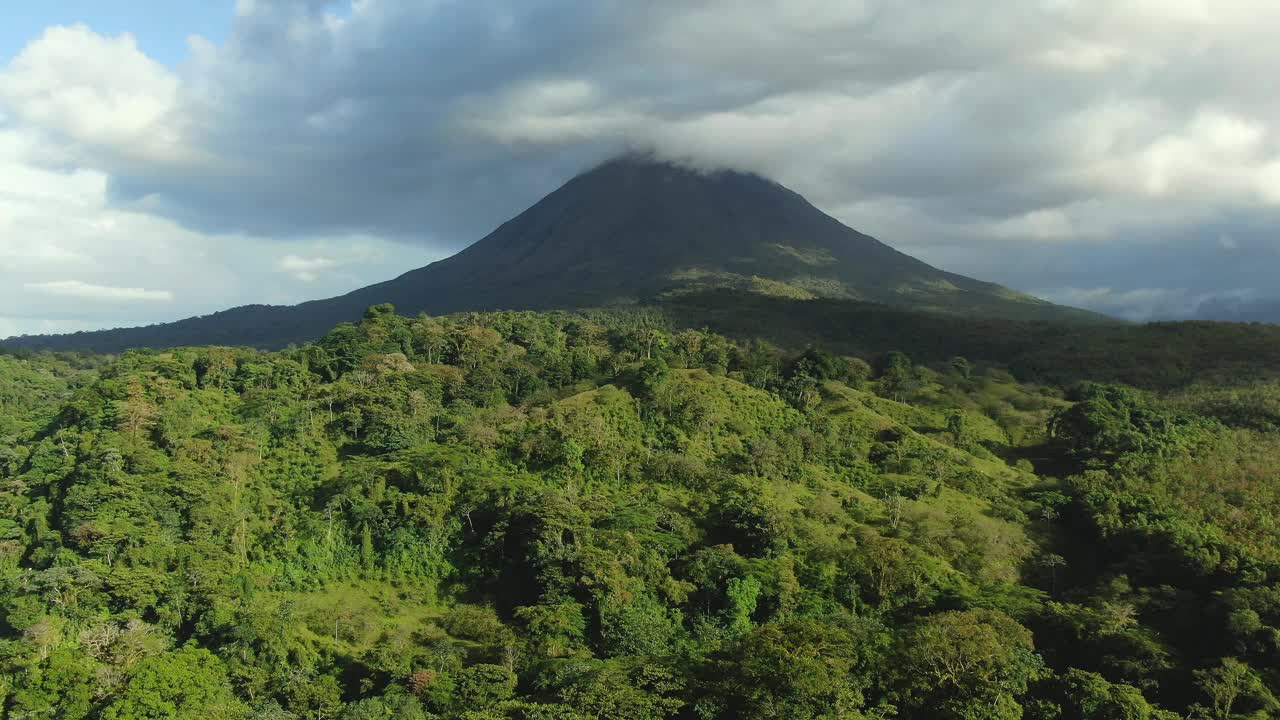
top-left (884, 493), bottom-right (906, 531)
top-left (786, 348), bottom-right (844, 382)
top-left (714, 481), bottom-right (786, 558)
top-left (703, 617), bottom-right (888, 720)
top-left (1043, 668), bottom-right (1167, 720)
top-left (516, 602), bottom-right (588, 658)
top-left (1191, 658), bottom-right (1279, 720)
top-left (876, 352), bottom-right (917, 402)
top-left (1047, 383), bottom-right (1179, 463)
top-left (343, 694), bottom-right (428, 720)
top-left (5, 647), bottom-right (97, 720)
top-left (599, 593), bottom-right (681, 657)
top-left (947, 412), bottom-right (974, 450)
top-left (725, 575), bottom-right (762, 634)
top-left (636, 356), bottom-right (671, 400)
top-left (113, 378), bottom-right (158, 437)
top-left (545, 659), bottom-right (683, 720)
top-left (100, 646), bottom-right (248, 720)
top-left (360, 522), bottom-right (375, 572)
top-left (1039, 553), bottom-right (1067, 597)
top-left (453, 664), bottom-right (517, 712)
top-left (411, 316), bottom-right (453, 364)
top-left (894, 610), bottom-right (1043, 720)
top-left (781, 373), bottom-right (822, 414)
top-left (844, 357), bottom-right (873, 387)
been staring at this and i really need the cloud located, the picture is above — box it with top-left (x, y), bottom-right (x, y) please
top-left (0, 124), bottom-right (436, 338)
top-left (1039, 287), bottom-right (1192, 322)
top-left (0, 316), bottom-right (144, 341)
top-left (279, 254), bottom-right (337, 282)
top-left (15, 0), bottom-right (1280, 241)
top-left (2, 0), bottom-right (1280, 326)
top-left (24, 280), bottom-right (174, 302)
top-left (1191, 292), bottom-right (1280, 323)
top-left (0, 25), bottom-right (183, 160)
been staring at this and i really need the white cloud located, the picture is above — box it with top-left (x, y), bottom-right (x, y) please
top-left (25, 280), bottom-right (174, 302)
top-left (0, 25), bottom-right (183, 162)
top-left (1041, 287), bottom-right (1182, 321)
top-left (0, 124), bottom-right (437, 338)
top-left (0, 316), bottom-right (138, 340)
top-left (279, 254), bottom-right (337, 282)
top-left (1037, 43), bottom-right (1130, 73)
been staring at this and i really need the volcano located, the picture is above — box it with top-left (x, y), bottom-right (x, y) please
top-left (4, 156), bottom-right (1100, 352)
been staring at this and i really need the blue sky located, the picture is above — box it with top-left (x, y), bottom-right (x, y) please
top-left (0, 0), bottom-right (231, 66)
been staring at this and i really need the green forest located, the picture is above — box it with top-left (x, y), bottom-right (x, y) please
top-left (2, 304), bottom-right (1280, 719)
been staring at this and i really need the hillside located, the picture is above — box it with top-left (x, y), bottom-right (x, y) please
top-left (657, 290), bottom-right (1280, 389)
top-left (1, 156), bottom-right (1102, 353)
top-left (2, 306), bottom-right (1279, 718)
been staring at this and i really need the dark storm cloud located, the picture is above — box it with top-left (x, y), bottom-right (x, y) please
top-left (104, 1), bottom-right (635, 240)
top-left (0, 0), bottom-right (1111, 242)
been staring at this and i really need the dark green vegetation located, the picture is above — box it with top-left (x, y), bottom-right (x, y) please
top-left (0, 352), bottom-right (102, 472)
top-left (661, 291), bottom-right (1280, 389)
top-left (0, 156), bottom-right (1101, 354)
top-left (2, 305), bottom-right (1279, 719)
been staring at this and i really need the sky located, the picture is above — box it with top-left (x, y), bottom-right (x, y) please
top-left (3, 0), bottom-right (1280, 339)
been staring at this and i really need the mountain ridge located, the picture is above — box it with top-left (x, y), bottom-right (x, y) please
top-left (4, 155), bottom-right (1105, 352)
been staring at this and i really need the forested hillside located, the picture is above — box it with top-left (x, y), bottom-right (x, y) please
top-left (1, 306), bottom-right (1278, 719)
top-left (662, 291), bottom-right (1280, 389)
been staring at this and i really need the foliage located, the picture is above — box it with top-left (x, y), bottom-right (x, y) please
top-left (0, 305), bottom-right (1276, 718)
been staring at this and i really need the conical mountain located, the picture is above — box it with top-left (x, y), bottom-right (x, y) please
top-left (361, 155), bottom-right (1071, 313)
top-left (4, 156), bottom-right (1100, 352)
